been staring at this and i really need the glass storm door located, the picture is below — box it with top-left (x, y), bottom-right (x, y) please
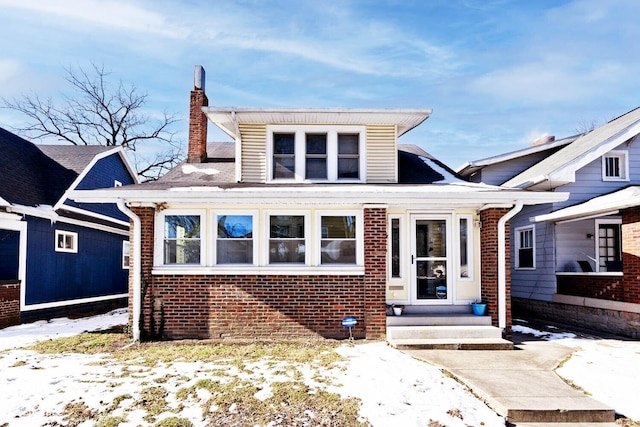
top-left (411, 216), bottom-right (451, 304)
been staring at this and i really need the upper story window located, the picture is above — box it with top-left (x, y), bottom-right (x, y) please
top-left (55, 230), bottom-right (78, 253)
top-left (602, 150), bottom-right (629, 181)
top-left (515, 225), bottom-right (535, 269)
top-left (268, 125), bottom-right (365, 183)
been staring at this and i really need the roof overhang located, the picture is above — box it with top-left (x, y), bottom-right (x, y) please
top-left (533, 186), bottom-right (640, 223)
top-left (70, 184), bottom-right (568, 210)
top-left (203, 107), bottom-right (433, 139)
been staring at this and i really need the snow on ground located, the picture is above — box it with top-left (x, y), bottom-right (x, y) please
top-left (0, 311), bottom-right (638, 425)
top-left (513, 323), bottom-right (640, 421)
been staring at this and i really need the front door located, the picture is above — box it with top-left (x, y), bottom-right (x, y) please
top-left (411, 215), bottom-right (452, 304)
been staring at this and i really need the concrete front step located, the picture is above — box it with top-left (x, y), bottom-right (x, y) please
top-left (500, 398), bottom-right (616, 423)
top-left (386, 313), bottom-right (492, 327)
top-left (387, 325), bottom-right (513, 350)
top-left (389, 337), bottom-right (514, 350)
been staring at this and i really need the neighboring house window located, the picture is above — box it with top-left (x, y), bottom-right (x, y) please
top-left (162, 214), bottom-right (202, 264)
top-left (597, 220), bottom-right (622, 272)
top-left (216, 214), bottom-right (254, 264)
top-left (602, 151), bottom-right (629, 181)
top-left (55, 230), bottom-right (78, 253)
top-left (122, 240), bottom-right (130, 269)
top-left (515, 226), bottom-right (535, 269)
top-left (320, 215), bottom-right (357, 264)
top-left (268, 215), bottom-right (306, 264)
top-left (268, 125), bottom-right (365, 183)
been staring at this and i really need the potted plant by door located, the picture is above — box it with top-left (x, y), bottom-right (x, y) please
top-left (471, 300), bottom-right (487, 316)
top-left (392, 305), bottom-right (404, 316)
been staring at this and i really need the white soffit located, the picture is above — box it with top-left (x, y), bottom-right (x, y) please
top-left (203, 107), bottom-right (433, 139)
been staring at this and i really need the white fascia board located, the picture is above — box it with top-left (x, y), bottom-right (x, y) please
top-left (533, 188), bottom-right (640, 223)
top-left (53, 146), bottom-right (138, 211)
top-left (70, 185), bottom-right (568, 208)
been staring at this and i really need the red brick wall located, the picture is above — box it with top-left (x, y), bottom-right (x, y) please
top-left (187, 89), bottom-right (208, 163)
top-left (0, 281), bottom-right (20, 328)
top-left (622, 207), bottom-right (640, 303)
top-left (557, 275), bottom-right (624, 301)
top-left (130, 206), bottom-right (387, 341)
top-left (480, 208), bottom-right (511, 330)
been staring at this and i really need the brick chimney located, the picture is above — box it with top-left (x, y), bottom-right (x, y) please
top-left (188, 65), bottom-right (208, 163)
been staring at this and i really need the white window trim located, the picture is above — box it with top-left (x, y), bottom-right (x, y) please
top-left (211, 210), bottom-right (258, 266)
top-left (601, 150), bottom-right (629, 182)
top-left (595, 218), bottom-right (622, 273)
top-left (154, 209), bottom-right (206, 267)
top-left (515, 225), bottom-right (535, 270)
top-left (388, 214), bottom-right (404, 280)
top-left (266, 125), bottom-right (366, 183)
top-left (314, 210), bottom-right (364, 266)
top-left (55, 230), bottom-right (78, 253)
top-left (456, 214), bottom-right (474, 281)
top-left (122, 240), bottom-right (130, 269)
top-left (262, 210), bottom-right (310, 266)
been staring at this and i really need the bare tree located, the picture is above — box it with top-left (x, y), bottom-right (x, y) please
top-left (2, 64), bottom-right (182, 181)
top-left (575, 118), bottom-right (599, 134)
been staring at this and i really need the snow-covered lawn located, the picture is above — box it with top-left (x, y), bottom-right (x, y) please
top-left (1, 311), bottom-right (638, 426)
top-left (0, 309), bottom-right (503, 426)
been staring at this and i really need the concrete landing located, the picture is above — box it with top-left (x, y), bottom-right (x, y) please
top-left (403, 338), bottom-right (616, 424)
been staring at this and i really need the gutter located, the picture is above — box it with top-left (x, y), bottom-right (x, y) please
top-left (497, 200), bottom-right (523, 330)
top-left (116, 199), bottom-right (141, 342)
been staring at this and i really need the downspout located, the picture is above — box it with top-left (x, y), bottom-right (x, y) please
top-left (116, 199), bottom-right (141, 342)
top-left (497, 200), bottom-right (523, 330)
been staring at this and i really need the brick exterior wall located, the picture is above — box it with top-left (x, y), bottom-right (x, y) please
top-left (558, 275), bottom-right (624, 301)
top-left (129, 206), bottom-right (387, 341)
top-left (480, 208), bottom-right (511, 332)
top-left (0, 280), bottom-right (20, 328)
top-left (187, 88), bottom-right (208, 163)
top-left (622, 207), bottom-right (640, 304)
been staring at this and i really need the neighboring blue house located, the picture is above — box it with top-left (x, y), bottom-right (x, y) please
top-left (0, 127), bottom-right (137, 324)
top-left (458, 107), bottom-right (640, 338)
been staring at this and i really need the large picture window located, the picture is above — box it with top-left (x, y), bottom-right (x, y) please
top-left (216, 215), bottom-right (254, 264)
top-left (515, 226), bottom-right (535, 269)
top-left (163, 215), bottom-right (201, 264)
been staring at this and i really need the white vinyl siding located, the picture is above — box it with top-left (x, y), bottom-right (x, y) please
top-left (239, 123), bottom-right (266, 183)
top-left (366, 124), bottom-right (396, 183)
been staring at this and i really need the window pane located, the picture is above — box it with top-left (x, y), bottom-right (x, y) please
top-left (165, 215), bottom-right (201, 239)
top-left (164, 240), bottom-right (201, 264)
top-left (415, 220), bottom-right (446, 257)
top-left (270, 216), bottom-right (304, 238)
top-left (306, 134), bottom-right (326, 154)
top-left (321, 239), bottom-right (356, 264)
top-left (274, 157), bottom-right (295, 179)
top-left (338, 134), bottom-right (359, 154)
top-left (217, 215), bottom-right (252, 238)
top-left (217, 240), bottom-right (253, 264)
top-left (306, 158), bottom-right (327, 179)
top-left (321, 216), bottom-right (356, 238)
top-left (269, 240), bottom-right (305, 263)
top-left (274, 133), bottom-right (295, 154)
top-left (391, 218), bottom-right (400, 278)
top-left (518, 248), bottom-right (533, 268)
top-left (459, 218), bottom-right (469, 278)
top-left (338, 158), bottom-right (359, 179)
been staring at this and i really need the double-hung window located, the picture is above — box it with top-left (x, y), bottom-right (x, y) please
top-left (268, 215), bottom-right (306, 264)
top-left (602, 151), bottom-right (629, 181)
top-left (216, 214), bottom-right (254, 264)
top-left (320, 215), bottom-right (357, 264)
top-left (268, 126), bottom-right (365, 183)
top-left (515, 226), bottom-right (535, 269)
top-left (162, 213), bottom-right (203, 265)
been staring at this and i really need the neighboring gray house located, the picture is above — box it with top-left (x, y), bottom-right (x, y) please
top-left (458, 107), bottom-right (640, 338)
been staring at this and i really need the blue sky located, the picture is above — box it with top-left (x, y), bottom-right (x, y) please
top-left (1, 0), bottom-right (639, 169)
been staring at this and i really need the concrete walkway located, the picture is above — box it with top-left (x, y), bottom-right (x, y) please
top-left (403, 334), bottom-right (616, 425)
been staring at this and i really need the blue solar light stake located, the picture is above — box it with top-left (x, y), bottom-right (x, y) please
top-left (341, 316), bottom-right (357, 345)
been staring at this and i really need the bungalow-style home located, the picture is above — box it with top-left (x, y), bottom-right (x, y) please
top-left (458, 107), bottom-right (640, 338)
top-left (71, 66), bottom-right (566, 344)
top-left (0, 127), bottom-right (137, 328)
